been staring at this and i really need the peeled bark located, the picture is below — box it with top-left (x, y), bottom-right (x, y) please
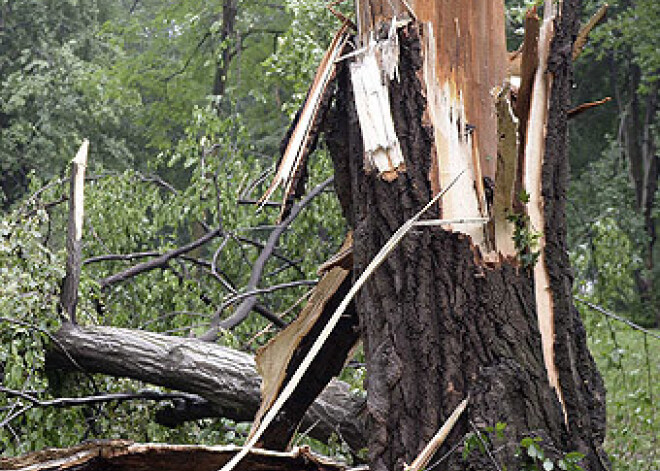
top-left (46, 323), bottom-right (366, 451)
top-left (324, 1), bottom-right (607, 470)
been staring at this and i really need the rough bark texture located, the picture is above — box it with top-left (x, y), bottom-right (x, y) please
top-left (324, 19), bottom-right (607, 471)
top-left (46, 323), bottom-right (366, 451)
top-left (542, 1), bottom-right (608, 466)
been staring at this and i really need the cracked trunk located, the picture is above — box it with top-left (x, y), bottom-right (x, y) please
top-left (324, 1), bottom-right (607, 470)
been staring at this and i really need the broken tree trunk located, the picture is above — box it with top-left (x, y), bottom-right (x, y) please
top-left (323, 1), bottom-right (607, 470)
top-left (59, 139), bottom-right (88, 323)
top-left (45, 323), bottom-right (366, 451)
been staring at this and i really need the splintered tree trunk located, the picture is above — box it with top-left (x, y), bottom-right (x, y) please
top-left (324, 0), bottom-right (607, 470)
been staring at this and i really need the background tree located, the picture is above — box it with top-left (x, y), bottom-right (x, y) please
top-left (569, 0), bottom-right (659, 327)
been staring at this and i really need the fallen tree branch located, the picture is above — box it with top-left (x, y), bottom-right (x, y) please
top-left (99, 228), bottom-right (222, 288)
top-left (0, 386), bottom-right (195, 412)
top-left (200, 177), bottom-right (334, 338)
top-left (45, 323), bottom-right (365, 450)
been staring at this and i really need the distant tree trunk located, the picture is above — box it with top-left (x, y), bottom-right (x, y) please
top-left (324, 1), bottom-right (608, 470)
top-left (621, 63), bottom-right (659, 326)
top-left (212, 0), bottom-right (238, 113)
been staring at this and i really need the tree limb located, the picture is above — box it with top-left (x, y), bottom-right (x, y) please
top-left (45, 323), bottom-right (366, 450)
top-left (0, 386), bottom-right (195, 411)
top-left (200, 177), bottom-right (333, 339)
top-left (98, 228), bottom-right (222, 288)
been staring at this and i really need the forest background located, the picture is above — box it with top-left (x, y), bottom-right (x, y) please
top-left (0, 0), bottom-right (657, 469)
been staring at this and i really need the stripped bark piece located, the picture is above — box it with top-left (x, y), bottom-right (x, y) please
top-left (260, 22), bottom-right (350, 208)
top-left (249, 234), bottom-right (359, 450)
top-left (403, 397), bottom-right (469, 471)
top-left (350, 27), bottom-right (405, 181)
top-left (492, 87), bottom-right (519, 257)
top-left (523, 1), bottom-right (567, 422)
top-left (573, 3), bottom-right (608, 61)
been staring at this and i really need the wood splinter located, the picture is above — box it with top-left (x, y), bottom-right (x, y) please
top-left (568, 97), bottom-right (612, 119)
top-left (403, 397), bottom-right (469, 471)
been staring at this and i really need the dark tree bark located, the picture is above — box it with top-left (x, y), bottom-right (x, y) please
top-left (323, 1), bottom-right (607, 470)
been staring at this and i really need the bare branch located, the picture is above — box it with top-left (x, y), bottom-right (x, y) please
top-left (212, 279), bottom-right (317, 323)
top-left (164, 32), bottom-right (212, 82)
top-left (136, 173), bottom-right (178, 194)
top-left (99, 228), bottom-right (222, 288)
top-left (575, 297), bottom-right (660, 340)
top-left (200, 176), bottom-right (333, 339)
top-left (84, 251), bottom-right (160, 265)
top-left (0, 386), bottom-right (195, 410)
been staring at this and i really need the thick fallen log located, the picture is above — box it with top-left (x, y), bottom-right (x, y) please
top-left (0, 440), bottom-right (347, 471)
top-left (46, 323), bottom-right (366, 451)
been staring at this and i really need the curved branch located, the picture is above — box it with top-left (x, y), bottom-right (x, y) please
top-left (200, 176), bottom-right (333, 339)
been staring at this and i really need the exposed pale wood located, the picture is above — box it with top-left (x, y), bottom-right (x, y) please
top-left (414, 0), bottom-right (508, 180)
top-left (422, 25), bottom-right (486, 247)
top-left (260, 23), bottom-right (350, 208)
top-left (416, 0), bottom-right (507, 252)
top-left (0, 440), bottom-right (346, 471)
top-left (403, 397), bottom-right (468, 471)
top-left (514, 8), bottom-right (540, 125)
top-left (522, 1), bottom-right (567, 423)
top-left (350, 31), bottom-right (405, 181)
top-left (59, 139), bottom-right (89, 323)
top-left (514, 8), bottom-right (540, 218)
